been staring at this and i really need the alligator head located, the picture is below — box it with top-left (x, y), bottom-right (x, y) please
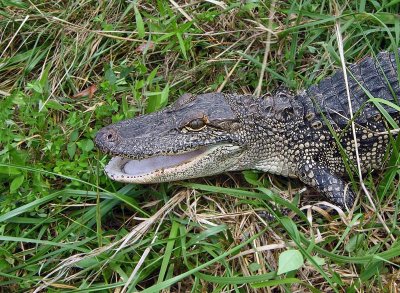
top-left (95, 93), bottom-right (255, 183)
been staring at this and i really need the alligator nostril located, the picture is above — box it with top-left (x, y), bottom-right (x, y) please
top-left (95, 127), bottom-right (120, 150)
top-left (105, 130), bottom-right (118, 142)
top-left (101, 128), bottom-right (119, 144)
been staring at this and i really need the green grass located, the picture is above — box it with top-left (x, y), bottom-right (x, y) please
top-left (1, 0), bottom-right (400, 292)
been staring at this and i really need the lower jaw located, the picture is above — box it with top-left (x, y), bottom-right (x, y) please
top-left (103, 144), bottom-right (241, 183)
top-left (122, 147), bottom-right (208, 177)
top-left (103, 147), bottom-right (210, 181)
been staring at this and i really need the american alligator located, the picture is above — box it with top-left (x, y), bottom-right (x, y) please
top-left (95, 50), bottom-right (400, 210)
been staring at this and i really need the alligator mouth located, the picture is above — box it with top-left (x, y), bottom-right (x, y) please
top-left (104, 147), bottom-right (212, 183)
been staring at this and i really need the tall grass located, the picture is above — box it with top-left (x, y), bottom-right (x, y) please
top-left (0, 1), bottom-right (399, 291)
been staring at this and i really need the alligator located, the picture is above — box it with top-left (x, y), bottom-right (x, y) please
top-left (95, 50), bottom-right (400, 210)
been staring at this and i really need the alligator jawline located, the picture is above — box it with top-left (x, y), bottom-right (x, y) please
top-left (104, 147), bottom-right (210, 179)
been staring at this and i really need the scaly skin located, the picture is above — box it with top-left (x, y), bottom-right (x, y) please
top-left (95, 50), bottom-right (400, 210)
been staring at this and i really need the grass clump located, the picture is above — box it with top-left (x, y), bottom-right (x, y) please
top-left (0, 0), bottom-right (399, 292)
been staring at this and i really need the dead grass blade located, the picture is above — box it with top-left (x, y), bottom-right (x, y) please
top-left (334, 20), bottom-right (395, 242)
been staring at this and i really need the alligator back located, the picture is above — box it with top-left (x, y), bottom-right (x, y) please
top-left (298, 50), bottom-right (400, 129)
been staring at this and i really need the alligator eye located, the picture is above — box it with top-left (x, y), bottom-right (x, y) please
top-left (185, 118), bottom-right (206, 131)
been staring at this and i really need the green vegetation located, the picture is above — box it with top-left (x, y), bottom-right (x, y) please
top-left (0, 0), bottom-right (399, 291)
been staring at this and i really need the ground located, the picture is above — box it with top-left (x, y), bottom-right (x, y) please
top-left (0, 1), bottom-right (399, 292)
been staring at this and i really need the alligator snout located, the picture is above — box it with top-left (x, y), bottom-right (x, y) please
top-left (95, 127), bottom-right (121, 152)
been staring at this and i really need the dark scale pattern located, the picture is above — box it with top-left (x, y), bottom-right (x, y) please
top-left (292, 50), bottom-right (400, 209)
top-left (305, 50), bottom-right (400, 126)
top-left (95, 50), bottom-right (400, 211)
